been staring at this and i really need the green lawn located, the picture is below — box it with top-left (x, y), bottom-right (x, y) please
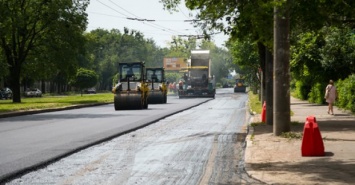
top-left (248, 91), bottom-right (262, 114)
top-left (248, 91), bottom-right (294, 116)
top-left (0, 93), bottom-right (114, 113)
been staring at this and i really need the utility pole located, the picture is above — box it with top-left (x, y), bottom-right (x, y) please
top-left (273, 1), bottom-right (291, 135)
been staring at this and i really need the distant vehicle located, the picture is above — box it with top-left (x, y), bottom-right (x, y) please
top-left (24, 88), bottom-right (42, 97)
top-left (223, 83), bottom-right (232, 88)
top-left (84, 88), bottom-right (96, 94)
top-left (146, 67), bottom-right (167, 104)
top-left (178, 50), bottom-right (215, 98)
top-left (234, 79), bottom-right (246, 93)
top-left (0, 87), bottom-right (12, 99)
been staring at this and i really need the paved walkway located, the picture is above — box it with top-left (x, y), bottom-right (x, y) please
top-left (245, 97), bottom-right (355, 185)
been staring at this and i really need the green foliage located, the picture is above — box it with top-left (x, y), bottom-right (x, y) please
top-left (165, 72), bottom-right (181, 83)
top-left (0, 58), bottom-right (8, 78)
top-left (291, 27), bottom-right (355, 106)
top-left (293, 80), bottom-right (309, 100)
top-left (83, 28), bottom-right (167, 91)
top-left (336, 75), bottom-right (355, 113)
top-left (308, 82), bottom-right (325, 104)
top-left (0, 0), bottom-right (88, 102)
top-left (167, 37), bottom-right (196, 59)
top-left (228, 38), bottom-right (260, 92)
top-left (71, 68), bottom-right (98, 91)
top-left (319, 27), bottom-right (355, 79)
top-left (199, 41), bottom-right (233, 84)
top-left (291, 31), bottom-right (323, 81)
top-left (250, 122), bottom-right (264, 127)
top-left (248, 91), bottom-right (262, 114)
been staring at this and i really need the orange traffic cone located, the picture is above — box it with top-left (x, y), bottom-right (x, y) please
top-left (261, 101), bottom-right (266, 122)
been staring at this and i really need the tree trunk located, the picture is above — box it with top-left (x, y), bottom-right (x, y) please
top-left (257, 42), bottom-right (266, 103)
top-left (265, 49), bottom-right (273, 125)
top-left (273, 2), bottom-right (291, 135)
top-left (9, 65), bottom-right (21, 103)
top-left (41, 80), bottom-right (46, 94)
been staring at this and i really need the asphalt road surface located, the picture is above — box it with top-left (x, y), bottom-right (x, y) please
top-left (0, 96), bottom-right (210, 183)
top-left (3, 88), bottom-right (261, 184)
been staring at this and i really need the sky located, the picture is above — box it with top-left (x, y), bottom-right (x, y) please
top-left (85, 0), bottom-right (229, 48)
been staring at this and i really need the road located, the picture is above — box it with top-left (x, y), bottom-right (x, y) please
top-left (0, 96), bottom-right (210, 183)
top-left (2, 88), bottom-right (261, 184)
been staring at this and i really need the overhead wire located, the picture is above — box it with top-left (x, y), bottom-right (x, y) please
top-left (93, 0), bottom-right (213, 43)
top-left (105, 0), bottom-right (188, 35)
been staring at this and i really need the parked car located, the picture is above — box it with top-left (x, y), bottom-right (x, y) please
top-left (24, 88), bottom-right (42, 97)
top-left (0, 87), bottom-right (12, 99)
top-left (84, 88), bottom-right (96, 94)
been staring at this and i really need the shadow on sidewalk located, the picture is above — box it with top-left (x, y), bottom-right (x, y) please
top-left (248, 158), bottom-right (355, 184)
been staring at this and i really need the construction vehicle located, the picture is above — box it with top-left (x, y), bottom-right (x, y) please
top-left (112, 62), bottom-right (149, 110)
top-left (234, 78), bottom-right (246, 93)
top-left (146, 67), bottom-right (167, 104)
top-left (178, 50), bottom-right (215, 98)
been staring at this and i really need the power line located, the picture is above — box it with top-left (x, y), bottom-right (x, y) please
top-left (177, 5), bottom-right (190, 19)
top-left (102, 0), bottom-right (189, 35)
top-left (90, 0), bottom-right (219, 45)
top-left (97, 0), bottom-right (129, 18)
top-left (89, 11), bottom-right (201, 22)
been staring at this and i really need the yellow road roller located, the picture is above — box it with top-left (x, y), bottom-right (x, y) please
top-left (146, 67), bottom-right (167, 104)
top-left (234, 78), bottom-right (246, 93)
top-left (112, 62), bottom-right (149, 110)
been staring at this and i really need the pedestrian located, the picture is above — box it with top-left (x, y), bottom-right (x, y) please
top-left (178, 80), bottom-right (184, 90)
top-left (324, 80), bottom-right (337, 115)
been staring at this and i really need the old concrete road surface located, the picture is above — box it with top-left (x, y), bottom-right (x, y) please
top-left (6, 88), bottom-right (261, 185)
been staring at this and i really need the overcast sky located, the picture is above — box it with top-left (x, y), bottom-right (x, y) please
top-left (86, 0), bottom-right (229, 48)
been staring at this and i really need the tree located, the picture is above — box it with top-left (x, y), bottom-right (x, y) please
top-left (83, 28), bottom-right (167, 91)
top-left (199, 41), bottom-right (233, 85)
top-left (160, 0), bottom-right (355, 134)
top-left (228, 38), bottom-right (260, 93)
top-left (71, 68), bottom-right (98, 96)
top-left (0, 0), bottom-right (88, 102)
top-left (320, 26), bottom-right (355, 79)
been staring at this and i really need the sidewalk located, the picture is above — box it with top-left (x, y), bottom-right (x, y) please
top-left (245, 97), bottom-right (355, 185)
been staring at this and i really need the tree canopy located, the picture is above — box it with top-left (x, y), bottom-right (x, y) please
top-left (0, 0), bottom-right (89, 102)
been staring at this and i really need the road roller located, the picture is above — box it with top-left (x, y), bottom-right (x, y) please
top-left (234, 78), bottom-right (246, 93)
top-left (112, 62), bottom-right (149, 110)
top-left (146, 67), bottom-right (167, 104)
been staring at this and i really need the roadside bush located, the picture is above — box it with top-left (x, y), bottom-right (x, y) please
top-left (308, 82), bottom-right (325, 104)
top-left (294, 80), bottom-right (311, 100)
top-left (336, 74), bottom-right (355, 113)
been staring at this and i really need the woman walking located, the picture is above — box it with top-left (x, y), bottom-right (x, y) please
top-left (325, 80), bottom-right (337, 115)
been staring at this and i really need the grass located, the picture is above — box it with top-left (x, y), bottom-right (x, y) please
top-left (248, 91), bottom-right (262, 114)
top-left (248, 91), bottom-right (295, 116)
top-left (0, 93), bottom-right (114, 113)
top-left (280, 131), bottom-right (303, 139)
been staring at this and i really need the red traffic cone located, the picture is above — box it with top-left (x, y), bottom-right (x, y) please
top-left (301, 116), bottom-right (325, 156)
top-left (261, 101), bottom-right (266, 123)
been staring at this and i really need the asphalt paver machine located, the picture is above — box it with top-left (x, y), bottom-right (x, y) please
top-left (178, 50), bottom-right (215, 98)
